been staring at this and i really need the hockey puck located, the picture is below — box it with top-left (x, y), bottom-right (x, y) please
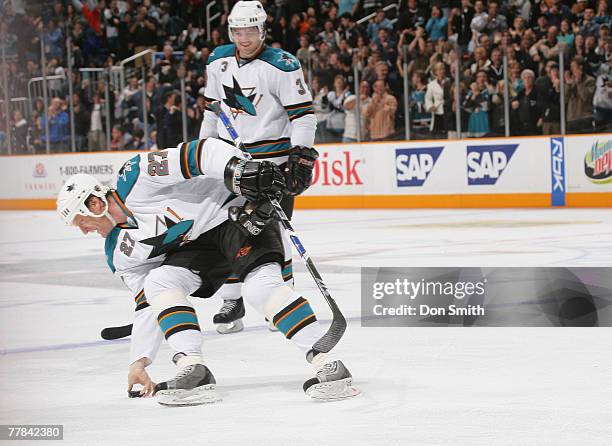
top-left (128, 390), bottom-right (145, 398)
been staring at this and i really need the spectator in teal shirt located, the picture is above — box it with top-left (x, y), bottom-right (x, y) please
top-left (557, 19), bottom-right (575, 48)
top-left (426, 6), bottom-right (448, 42)
top-left (594, 0), bottom-right (611, 26)
top-left (367, 9), bottom-right (393, 43)
top-left (338, 0), bottom-right (359, 17)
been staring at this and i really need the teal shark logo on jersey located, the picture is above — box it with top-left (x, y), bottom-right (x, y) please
top-left (222, 76), bottom-right (258, 116)
top-left (141, 217), bottom-right (194, 259)
top-left (278, 52), bottom-right (299, 69)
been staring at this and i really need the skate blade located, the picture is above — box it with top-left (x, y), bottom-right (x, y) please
top-left (156, 384), bottom-right (221, 407)
top-left (305, 378), bottom-right (361, 401)
top-left (267, 320), bottom-right (279, 332)
top-left (215, 319), bottom-right (244, 334)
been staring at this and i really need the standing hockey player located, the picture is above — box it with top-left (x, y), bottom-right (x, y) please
top-left (56, 139), bottom-right (357, 405)
top-left (200, 0), bottom-right (318, 334)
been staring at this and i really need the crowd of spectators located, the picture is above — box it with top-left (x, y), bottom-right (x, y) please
top-left (0, 0), bottom-right (611, 153)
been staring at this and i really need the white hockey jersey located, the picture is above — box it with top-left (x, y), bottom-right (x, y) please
top-left (200, 44), bottom-right (317, 165)
top-left (103, 138), bottom-right (245, 362)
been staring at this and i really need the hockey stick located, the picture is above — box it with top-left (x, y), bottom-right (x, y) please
top-left (210, 102), bottom-right (346, 356)
top-left (101, 324), bottom-right (132, 340)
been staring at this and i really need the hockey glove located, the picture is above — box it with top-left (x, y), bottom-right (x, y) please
top-left (228, 200), bottom-right (275, 237)
top-left (224, 157), bottom-right (286, 202)
top-left (285, 146), bottom-right (319, 195)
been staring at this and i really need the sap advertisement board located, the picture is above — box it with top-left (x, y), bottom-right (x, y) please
top-left (306, 137), bottom-right (550, 196)
top-left (397, 138), bottom-right (551, 194)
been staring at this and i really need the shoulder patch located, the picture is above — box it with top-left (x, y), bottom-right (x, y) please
top-left (257, 47), bottom-right (301, 72)
top-left (116, 155), bottom-right (141, 201)
top-left (208, 44), bottom-right (236, 65)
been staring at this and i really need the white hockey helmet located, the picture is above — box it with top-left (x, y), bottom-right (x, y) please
top-left (56, 173), bottom-right (110, 225)
top-left (227, 0), bottom-right (267, 43)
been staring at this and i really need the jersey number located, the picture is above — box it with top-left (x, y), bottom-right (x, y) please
top-left (147, 151), bottom-right (169, 176)
top-left (120, 232), bottom-right (135, 256)
top-left (296, 78), bottom-right (306, 95)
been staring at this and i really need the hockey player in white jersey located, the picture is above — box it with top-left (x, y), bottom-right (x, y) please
top-left (200, 0), bottom-right (319, 333)
top-left (56, 138), bottom-right (357, 405)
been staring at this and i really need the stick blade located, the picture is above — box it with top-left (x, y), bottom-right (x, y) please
top-left (100, 324), bottom-right (133, 340)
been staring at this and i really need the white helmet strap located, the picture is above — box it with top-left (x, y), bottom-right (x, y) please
top-left (99, 195), bottom-right (117, 227)
top-left (78, 194), bottom-right (117, 227)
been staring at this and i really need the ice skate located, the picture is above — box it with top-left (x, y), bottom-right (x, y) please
top-left (303, 359), bottom-right (360, 401)
top-left (155, 354), bottom-right (220, 406)
top-left (214, 298), bottom-right (245, 334)
top-left (265, 317), bottom-right (279, 332)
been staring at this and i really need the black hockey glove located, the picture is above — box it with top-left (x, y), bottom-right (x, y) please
top-left (224, 157), bottom-right (286, 202)
top-left (284, 146), bottom-right (319, 195)
top-left (228, 199), bottom-right (275, 237)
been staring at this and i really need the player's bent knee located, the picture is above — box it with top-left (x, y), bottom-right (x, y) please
top-left (148, 289), bottom-right (201, 340)
top-left (143, 265), bottom-right (201, 300)
top-left (147, 288), bottom-right (190, 311)
top-left (242, 262), bottom-right (285, 309)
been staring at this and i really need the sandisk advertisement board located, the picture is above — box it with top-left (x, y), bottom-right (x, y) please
top-left (308, 146), bottom-right (366, 195)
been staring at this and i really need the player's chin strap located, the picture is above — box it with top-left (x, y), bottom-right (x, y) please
top-left (106, 190), bottom-right (137, 228)
top-left (103, 200), bottom-right (118, 227)
top-left (106, 212), bottom-right (118, 227)
top-left (209, 101), bottom-right (347, 358)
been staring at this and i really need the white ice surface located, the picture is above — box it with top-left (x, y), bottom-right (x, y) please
top-left (1, 209), bottom-right (612, 445)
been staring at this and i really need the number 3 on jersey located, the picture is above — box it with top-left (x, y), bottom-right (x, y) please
top-left (148, 151), bottom-right (169, 176)
top-left (296, 78), bottom-right (306, 95)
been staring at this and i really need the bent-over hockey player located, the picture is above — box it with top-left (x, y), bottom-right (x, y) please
top-left (56, 138), bottom-right (357, 405)
top-left (200, 1), bottom-right (318, 333)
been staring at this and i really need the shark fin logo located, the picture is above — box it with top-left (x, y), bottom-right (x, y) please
top-left (278, 52), bottom-right (299, 69)
top-left (222, 76), bottom-right (259, 118)
top-left (141, 215), bottom-right (194, 259)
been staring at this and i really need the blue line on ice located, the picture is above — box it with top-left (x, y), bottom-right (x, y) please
top-left (0, 316), bottom-right (362, 356)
